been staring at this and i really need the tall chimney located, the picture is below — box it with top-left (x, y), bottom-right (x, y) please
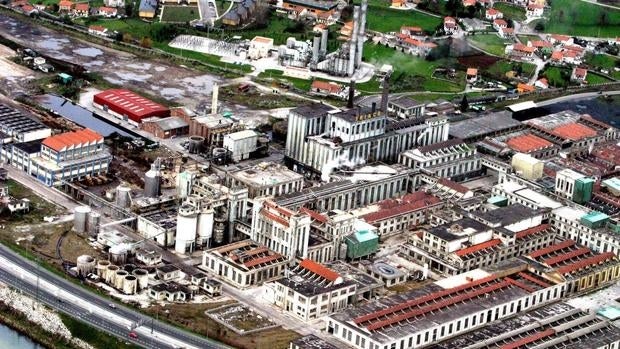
top-left (347, 79), bottom-right (356, 109)
top-left (320, 28), bottom-right (329, 56)
top-left (211, 83), bottom-right (219, 115)
top-left (312, 32), bottom-right (321, 64)
top-left (355, 0), bottom-right (367, 67)
top-left (380, 75), bottom-right (390, 115)
top-left (348, 6), bottom-right (360, 77)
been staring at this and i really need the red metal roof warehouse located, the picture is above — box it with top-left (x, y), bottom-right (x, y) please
top-left (93, 89), bottom-right (169, 123)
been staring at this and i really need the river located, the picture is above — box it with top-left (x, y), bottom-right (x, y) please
top-left (0, 322), bottom-right (43, 349)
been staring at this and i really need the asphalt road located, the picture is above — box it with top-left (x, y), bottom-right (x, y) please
top-left (0, 243), bottom-right (230, 349)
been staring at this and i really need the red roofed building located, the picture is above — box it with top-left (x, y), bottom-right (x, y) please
top-left (571, 67), bottom-right (588, 82)
top-left (400, 26), bottom-right (423, 36)
top-left (526, 3), bottom-right (543, 17)
top-left (88, 25), bottom-right (108, 36)
top-left (58, 0), bottom-right (73, 11)
top-left (444, 16), bottom-right (457, 34)
top-left (97, 6), bottom-right (117, 17)
top-left (506, 133), bottom-right (556, 157)
top-left (493, 18), bottom-right (507, 29)
top-left (310, 80), bottom-right (343, 96)
top-left (550, 50), bottom-right (563, 61)
top-left (550, 34), bottom-right (571, 45)
top-left (358, 191), bottom-right (443, 238)
top-left (93, 89), bottom-right (170, 124)
top-left (552, 122), bottom-right (597, 141)
top-left (31, 128), bottom-right (111, 186)
top-left (485, 8), bottom-right (502, 20)
top-left (72, 2), bottom-right (89, 16)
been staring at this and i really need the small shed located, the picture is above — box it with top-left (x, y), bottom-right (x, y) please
top-left (58, 73), bottom-right (73, 84)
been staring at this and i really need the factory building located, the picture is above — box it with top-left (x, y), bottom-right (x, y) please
top-left (227, 162), bottom-right (304, 199)
top-left (222, 130), bottom-right (259, 162)
top-left (140, 116), bottom-right (189, 139)
top-left (17, 129), bottom-right (112, 186)
top-left (492, 178), bottom-right (563, 210)
top-left (273, 259), bottom-right (356, 321)
top-left (247, 36), bottom-right (273, 60)
top-left (555, 168), bottom-right (594, 204)
top-left (388, 96), bottom-right (425, 119)
top-left (351, 191), bottom-right (443, 239)
top-left (93, 89), bottom-right (170, 125)
top-left (0, 103), bottom-right (51, 143)
top-left (552, 206), bottom-right (620, 256)
top-left (511, 152), bottom-right (544, 180)
top-left (399, 138), bottom-right (481, 181)
top-left (276, 163), bottom-right (413, 212)
top-left (285, 102), bottom-right (450, 175)
top-left (201, 239), bottom-right (288, 288)
top-left (401, 204), bottom-right (555, 276)
top-left (430, 302), bottom-right (620, 349)
top-left (174, 107), bottom-right (243, 149)
top-left (327, 261), bottom-right (566, 349)
top-left (448, 111), bottom-right (523, 143)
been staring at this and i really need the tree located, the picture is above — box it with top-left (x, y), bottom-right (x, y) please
top-left (506, 18), bottom-right (514, 28)
top-left (558, 9), bottom-right (564, 22)
top-left (125, 3), bottom-right (134, 17)
top-left (534, 22), bottom-right (545, 31)
top-left (140, 37), bottom-right (152, 48)
top-left (460, 95), bottom-right (469, 111)
top-left (122, 33), bottom-right (133, 43)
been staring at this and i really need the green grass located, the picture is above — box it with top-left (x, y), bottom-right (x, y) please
top-left (84, 18), bottom-right (154, 39)
top-left (585, 53), bottom-right (620, 79)
top-left (540, 66), bottom-right (571, 87)
top-left (586, 72), bottom-right (613, 84)
top-left (27, 0), bottom-right (58, 6)
top-left (517, 34), bottom-right (541, 44)
top-left (257, 69), bottom-right (314, 91)
top-left (541, 0), bottom-right (620, 37)
top-left (363, 43), bottom-right (464, 92)
top-left (485, 60), bottom-right (536, 80)
top-left (60, 314), bottom-right (140, 349)
top-left (468, 34), bottom-right (510, 56)
top-left (160, 6), bottom-right (200, 23)
top-left (151, 41), bottom-right (253, 73)
top-left (492, 2), bottom-right (526, 21)
top-left (363, 5), bottom-right (442, 33)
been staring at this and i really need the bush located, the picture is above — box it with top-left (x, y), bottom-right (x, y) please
top-left (534, 22), bottom-right (545, 31)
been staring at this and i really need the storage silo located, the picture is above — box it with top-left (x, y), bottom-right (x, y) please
top-left (76, 255), bottom-right (96, 277)
top-left (106, 265), bottom-right (119, 284)
top-left (177, 170), bottom-right (197, 199)
top-left (115, 185), bottom-right (132, 208)
top-left (115, 270), bottom-right (128, 290)
top-left (109, 244), bottom-right (128, 265)
top-left (175, 205), bottom-right (198, 254)
top-left (144, 170), bottom-right (160, 198)
top-left (123, 264), bottom-right (136, 273)
top-left (312, 32), bottom-right (321, 63)
top-left (123, 275), bottom-right (137, 295)
top-left (132, 269), bottom-right (149, 290)
top-left (88, 212), bottom-right (101, 236)
top-left (188, 136), bottom-right (205, 154)
top-left (73, 206), bottom-right (91, 234)
top-left (197, 208), bottom-right (214, 247)
top-left (213, 215), bottom-right (226, 245)
top-left (96, 260), bottom-right (111, 278)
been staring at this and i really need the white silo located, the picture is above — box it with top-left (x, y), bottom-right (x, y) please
top-left (144, 160), bottom-right (161, 198)
top-left (175, 204), bottom-right (198, 254)
top-left (105, 265), bottom-right (119, 284)
top-left (73, 206), bottom-right (91, 234)
top-left (88, 212), bottom-right (101, 235)
top-left (197, 208), bottom-right (214, 247)
top-left (76, 255), bottom-right (96, 277)
top-left (114, 270), bottom-right (128, 289)
top-left (177, 170), bottom-right (197, 199)
top-left (115, 185), bottom-right (132, 208)
top-left (123, 275), bottom-right (138, 295)
top-left (109, 244), bottom-right (128, 265)
top-left (96, 260), bottom-right (111, 278)
top-left (132, 269), bottom-right (149, 290)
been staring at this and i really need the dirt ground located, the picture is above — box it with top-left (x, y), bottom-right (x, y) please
top-left (145, 302), bottom-right (301, 349)
top-left (0, 43), bottom-right (38, 95)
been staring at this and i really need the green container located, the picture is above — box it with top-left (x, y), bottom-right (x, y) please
top-left (345, 230), bottom-right (379, 259)
top-left (573, 177), bottom-right (594, 204)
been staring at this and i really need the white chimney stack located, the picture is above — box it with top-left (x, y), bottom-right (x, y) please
top-left (211, 83), bottom-right (219, 115)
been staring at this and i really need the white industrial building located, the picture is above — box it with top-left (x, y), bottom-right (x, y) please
top-left (227, 162), bottom-right (304, 198)
top-left (223, 130), bottom-right (258, 162)
top-left (399, 138), bottom-right (481, 180)
top-left (0, 103), bottom-right (51, 143)
top-left (555, 168), bottom-right (588, 199)
top-left (247, 36), bottom-right (273, 60)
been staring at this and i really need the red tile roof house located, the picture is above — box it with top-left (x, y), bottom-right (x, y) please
top-left (58, 0), bottom-right (73, 11)
top-left (443, 16), bottom-right (458, 34)
top-left (72, 2), bottom-right (89, 16)
top-left (88, 25), bottom-right (108, 36)
top-left (571, 67), bottom-right (588, 82)
top-left (400, 26), bottom-right (424, 37)
top-left (493, 18), bottom-right (507, 30)
top-left (485, 8), bottom-right (503, 20)
top-left (97, 6), bottom-right (117, 17)
top-left (309, 80), bottom-right (343, 96)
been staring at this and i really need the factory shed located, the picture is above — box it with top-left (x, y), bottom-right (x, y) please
top-left (93, 89), bottom-right (169, 124)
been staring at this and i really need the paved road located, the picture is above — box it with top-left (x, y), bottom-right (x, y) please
top-left (0, 243), bottom-right (230, 349)
top-left (537, 90), bottom-right (620, 106)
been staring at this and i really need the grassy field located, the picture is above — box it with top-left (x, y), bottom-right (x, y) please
top-left (586, 72), bottom-right (613, 84)
top-left (468, 34), bottom-right (509, 56)
top-left (542, 0), bottom-right (620, 37)
top-left (60, 314), bottom-right (140, 349)
top-left (517, 34), bottom-right (541, 44)
top-left (2, 179), bottom-right (63, 224)
top-left (364, 43), bottom-right (464, 92)
top-left (364, 6), bottom-right (442, 33)
top-left (585, 53), bottom-right (620, 79)
top-left (85, 18), bottom-right (154, 39)
top-left (485, 59), bottom-right (536, 80)
top-left (540, 66), bottom-right (571, 87)
top-left (492, 2), bottom-right (526, 21)
top-left (160, 6), bottom-right (200, 23)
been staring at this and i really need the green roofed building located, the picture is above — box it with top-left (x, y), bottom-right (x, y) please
top-left (580, 211), bottom-right (610, 229)
top-left (345, 229), bottom-right (379, 260)
top-left (573, 177), bottom-right (594, 204)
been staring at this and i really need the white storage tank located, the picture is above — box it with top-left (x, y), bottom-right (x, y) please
top-left (109, 244), bottom-right (128, 265)
top-left (132, 269), bottom-right (149, 290)
top-left (76, 255), bottom-right (96, 277)
top-left (88, 212), bottom-right (101, 235)
top-left (177, 170), bottom-right (197, 199)
top-left (175, 205), bottom-right (198, 254)
top-left (106, 265), bottom-right (120, 284)
top-left (96, 260), bottom-right (111, 278)
top-left (123, 275), bottom-right (138, 295)
top-left (197, 208), bottom-right (214, 247)
top-left (114, 270), bottom-right (128, 289)
top-left (115, 185), bottom-right (132, 208)
top-left (73, 206), bottom-right (91, 234)
top-left (223, 130), bottom-right (258, 162)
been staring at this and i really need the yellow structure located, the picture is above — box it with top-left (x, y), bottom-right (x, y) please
top-left (511, 152), bottom-right (544, 180)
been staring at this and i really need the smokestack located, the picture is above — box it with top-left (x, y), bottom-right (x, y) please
top-left (320, 28), bottom-right (329, 56)
top-left (348, 6), bottom-right (360, 77)
top-left (211, 83), bottom-right (219, 115)
top-left (356, 0), bottom-right (367, 67)
top-left (347, 79), bottom-right (356, 109)
top-left (312, 32), bottom-right (321, 64)
top-left (380, 75), bottom-right (390, 115)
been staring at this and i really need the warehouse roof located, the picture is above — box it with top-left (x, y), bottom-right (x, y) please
top-left (506, 133), bottom-right (553, 153)
top-left (42, 129), bottom-right (103, 152)
top-left (291, 103), bottom-right (334, 119)
top-left (225, 130), bottom-right (257, 141)
top-left (94, 89), bottom-right (168, 122)
top-left (449, 111), bottom-right (522, 140)
top-left (152, 117), bottom-right (188, 131)
top-left (0, 103), bottom-right (49, 134)
top-left (12, 139), bottom-right (42, 154)
top-left (552, 122), bottom-right (597, 141)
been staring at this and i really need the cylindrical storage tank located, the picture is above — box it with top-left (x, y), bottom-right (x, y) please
top-left (96, 260), bottom-right (111, 278)
top-left (257, 137), bottom-right (269, 157)
top-left (123, 275), bottom-right (137, 295)
top-left (123, 264), bottom-right (136, 273)
top-left (132, 269), bottom-right (149, 290)
top-left (73, 206), bottom-right (91, 234)
top-left (114, 270), bottom-right (128, 289)
top-left (197, 209), bottom-right (214, 247)
top-left (109, 245), bottom-right (128, 265)
top-left (144, 170), bottom-right (160, 198)
top-left (175, 205), bottom-right (198, 254)
top-left (106, 265), bottom-right (120, 284)
top-left (188, 136), bottom-right (205, 154)
top-left (88, 212), bottom-right (101, 236)
top-left (115, 185), bottom-right (132, 208)
top-left (213, 215), bottom-right (226, 245)
top-left (76, 255), bottom-right (96, 277)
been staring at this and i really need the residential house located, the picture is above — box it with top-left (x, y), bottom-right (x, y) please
top-left (498, 26), bottom-right (514, 38)
top-left (20, 4), bottom-right (37, 15)
top-left (98, 6), bottom-right (117, 17)
top-left (517, 83), bottom-right (535, 93)
top-left (466, 68), bottom-right (478, 83)
top-left (88, 25), bottom-right (108, 36)
top-left (549, 34), bottom-right (572, 46)
top-left (510, 43), bottom-right (536, 60)
top-left (526, 3), bottom-right (544, 17)
top-left (391, 0), bottom-right (404, 7)
top-left (571, 67), bottom-right (588, 82)
top-left (550, 50), bottom-right (563, 63)
top-left (400, 26), bottom-right (423, 37)
top-left (72, 3), bottom-right (89, 16)
top-left (58, 0), bottom-right (73, 11)
top-left (443, 16), bottom-right (457, 34)
top-left (309, 80), bottom-right (343, 97)
top-left (534, 77), bottom-right (549, 89)
top-left (485, 8), bottom-right (502, 20)
top-left (138, 0), bottom-right (157, 18)
top-left (463, 0), bottom-right (476, 6)
top-left (493, 18), bottom-right (507, 30)
top-left (103, 0), bottom-right (124, 7)
top-left (401, 37), bottom-right (437, 56)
